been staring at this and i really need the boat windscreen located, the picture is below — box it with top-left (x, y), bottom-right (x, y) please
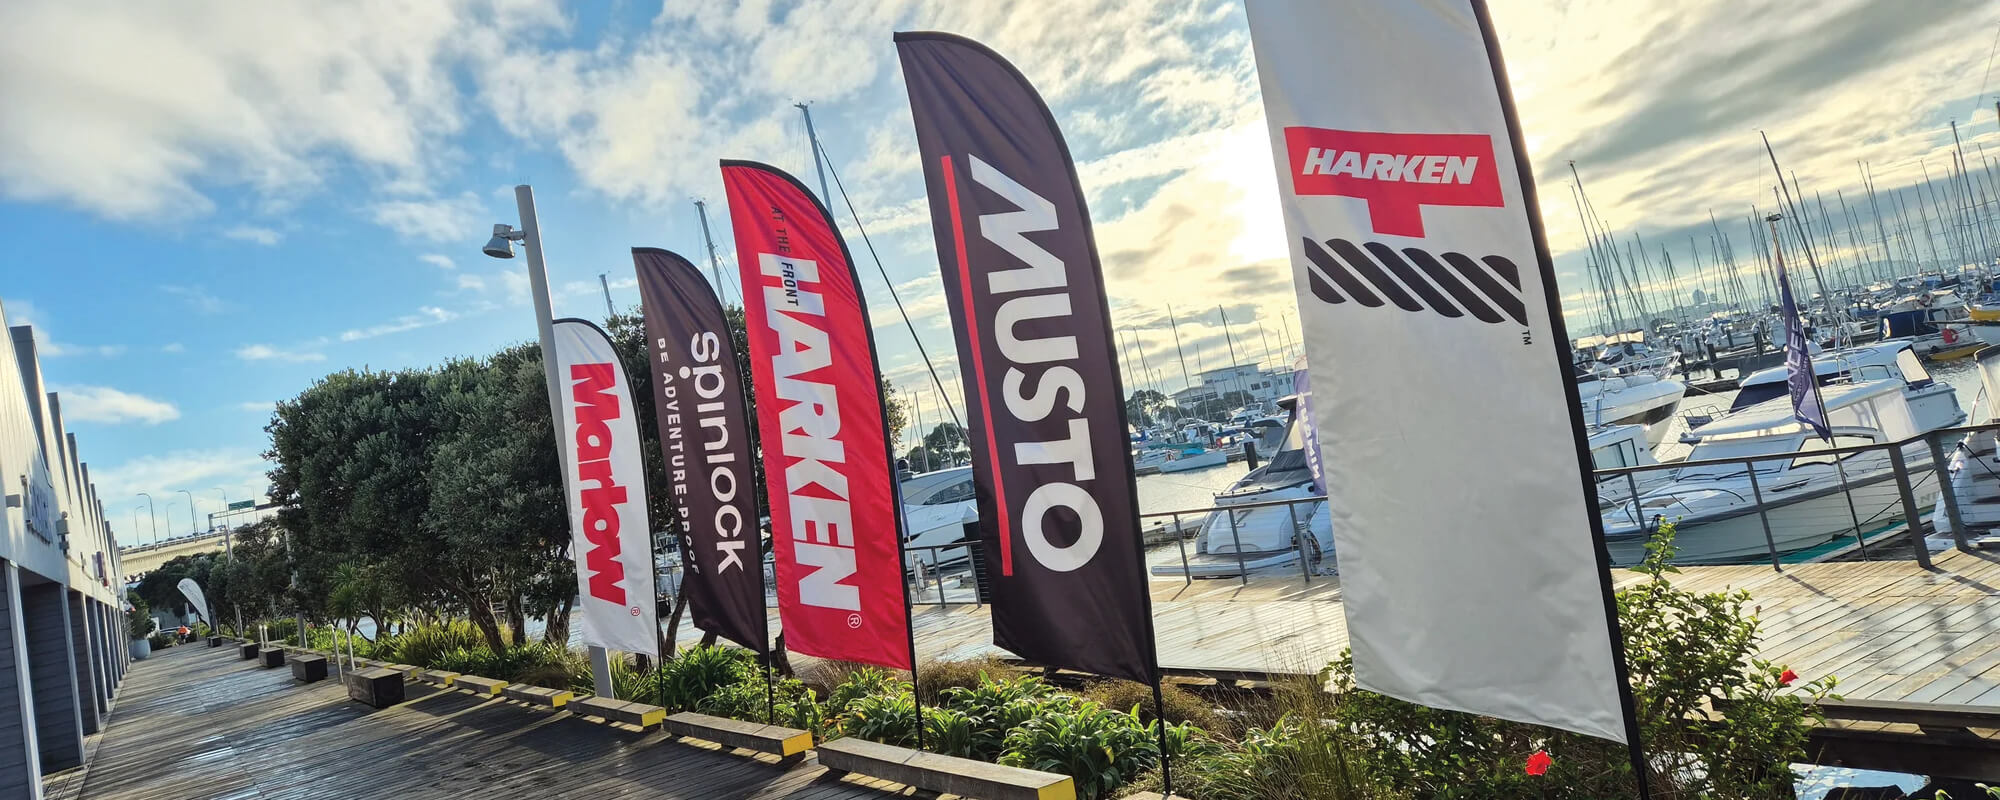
top-left (1728, 371), bottom-right (1847, 412)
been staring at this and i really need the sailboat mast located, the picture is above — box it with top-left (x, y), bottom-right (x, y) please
top-left (1167, 304), bottom-right (1195, 404)
top-left (1217, 305), bottom-right (1246, 411)
top-left (1862, 162), bottom-right (1895, 276)
top-left (693, 199), bottom-right (730, 303)
top-left (796, 102), bottom-right (833, 203)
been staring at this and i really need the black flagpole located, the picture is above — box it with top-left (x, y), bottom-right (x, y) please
top-left (1470, 1), bottom-right (1652, 795)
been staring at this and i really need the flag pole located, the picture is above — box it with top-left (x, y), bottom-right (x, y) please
top-left (1469, 2), bottom-right (1652, 795)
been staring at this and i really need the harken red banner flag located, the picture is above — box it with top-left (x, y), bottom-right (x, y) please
top-left (720, 160), bottom-right (912, 670)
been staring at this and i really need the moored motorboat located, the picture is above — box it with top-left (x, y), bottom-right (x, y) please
top-left (1602, 379), bottom-right (1943, 565)
top-left (1150, 396), bottom-right (1334, 578)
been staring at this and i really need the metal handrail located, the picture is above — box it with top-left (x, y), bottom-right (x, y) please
top-left (1594, 420), bottom-right (2000, 479)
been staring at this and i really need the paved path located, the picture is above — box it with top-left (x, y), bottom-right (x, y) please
top-left (65, 644), bottom-right (921, 799)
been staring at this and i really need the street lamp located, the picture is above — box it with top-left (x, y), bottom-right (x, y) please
top-left (484, 184), bottom-right (614, 698)
top-left (214, 487), bottom-right (233, 559)
top-left (178, 489), bottom-right (198, 537)
top-left (136, 492), bottom-right (158, 546)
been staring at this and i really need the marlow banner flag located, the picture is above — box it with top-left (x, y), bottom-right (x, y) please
top-left (175, 577), bottom-right (211, 624)
top-left (721, 160), bottom-right (911, 670)
top-left (898, 32), bottom-right (1156, 683)
top-left (552, 318), bottom-right (660, 658)
top-left (1247, 0), bottom-right (1631, 741)
top-left (634, 247), bottom-right (770, 653)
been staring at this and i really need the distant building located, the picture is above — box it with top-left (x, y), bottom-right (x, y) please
top-left (1691, 288), bottom-right (1708, 306)
top-left (1170, 364), bottom-right (1298, 416)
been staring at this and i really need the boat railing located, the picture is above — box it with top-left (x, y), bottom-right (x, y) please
top-left (1140, 494), bottom-right (1330, 589)
top-left (1595, 419), bottom-right (2000, 571)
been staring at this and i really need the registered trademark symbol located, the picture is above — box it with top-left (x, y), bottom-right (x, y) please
top-left (630, 606), bottom-right (641, 616)
top-left (846, 613), bottom-right (862, 629)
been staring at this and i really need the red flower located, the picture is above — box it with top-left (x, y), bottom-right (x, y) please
top-left (1778, 669), bottom-right (1798, 687)
top-left (1525, 750), bottom-right (1553, 776)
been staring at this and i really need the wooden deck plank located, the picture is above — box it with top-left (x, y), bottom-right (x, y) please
top-left (67, 645), bottom-right (916, 800)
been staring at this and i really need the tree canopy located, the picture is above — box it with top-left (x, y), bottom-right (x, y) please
top-left (248, 304), bottom-right (908, 649)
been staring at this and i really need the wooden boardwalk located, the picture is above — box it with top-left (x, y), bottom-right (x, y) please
top-left (804, 547), bottom-right (2000, 706)
top-left (58, 644), bottom-right (923, 800)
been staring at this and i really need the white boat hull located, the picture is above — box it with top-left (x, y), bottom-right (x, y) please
top-left (1605, 461), bottom-right (1936, 565)
top-left (1158, 449), bottom-right (1228, 473)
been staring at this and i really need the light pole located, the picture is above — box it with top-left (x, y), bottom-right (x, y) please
top-left (485, 185), bottom-right (614, 698)
top-left (214, 488), bottom-right (232, 557)
top-left (130, 507), bottom-right (140, 547)
top-left (137, 493), bottom-right (158, 546)
top-left (178, 489), bottom-right (198, 537)
top-left (216, 487), bottom-right (241, 635)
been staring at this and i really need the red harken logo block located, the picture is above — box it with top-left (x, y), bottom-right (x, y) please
top-left (1284, 127), bottom-right (1503, 238)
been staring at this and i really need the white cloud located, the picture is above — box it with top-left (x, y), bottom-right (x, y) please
top-left (93, 448), bottom-right (273, 535)
top-left (236, 401), bottom-right (274, 413)
top-left (160, 342), bottom-right (185, 353)
top-left (455, 273), bottom-right (488, 292)
top-left (420, 253), bottom-right (456, 270)
top-left (338, 305), bottom-right (457, 341)
top-left (0, 1), bottom-right (561, 221)
top-left (222, 225), bottom-right (281, 245)
top-left (368, 192), bottom-right (485, 242)
top-left (51, 384), bottom-right (180, 424)
top-left (235, 343), bottom-right (323, 363)
top-left (161, 284), bottom-right (227, 314)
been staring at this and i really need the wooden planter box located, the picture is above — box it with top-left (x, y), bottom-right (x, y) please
top-left (290, 654), bottom-right (328, 683)
top-left (345, 667), bottom-right (405, 708)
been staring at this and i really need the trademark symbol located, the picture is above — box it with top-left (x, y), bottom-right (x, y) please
top-left (630, 606), bottom-right (641, 616)
top-left (1521, 330), bottom-right (1532, 346)
top-left (847, 613), bottom-right (862, 629)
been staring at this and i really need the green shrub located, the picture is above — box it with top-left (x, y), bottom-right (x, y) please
top-left (147, 632), bottom-right (175, 649)
top-left (920, 706), bottom-right (977, 758)
top-left (389, 621), bottom-right (489, 668)
top-left (824, 666), bottom-right (901, 721)
top-left (1081, 679), bottom-right (1225, 734)
top-left (1000, 701), bottom-right (1157, 800)
top-left (653, 646), bottom-right (757, 709)
top-left (941, 675), bottom-right (1065, 760)
top-left (840, 689), bottom-right (921, 747)
top-left (125, 598), bottom-right (153, 641)
top-left (698, 673), bottom-right (825, 734)
top-left (915, 656), bottom-right (1016, 703)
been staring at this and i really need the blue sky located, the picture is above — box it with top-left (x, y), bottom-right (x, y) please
top-left (2, 0), bottom-right (1996, 543)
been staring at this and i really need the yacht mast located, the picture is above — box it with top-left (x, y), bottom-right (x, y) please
top-left (1218, 305), bottom-right (1247, 413)
top-left (796, 102), bottom-right (833, 203)
top-left (693, 199), bottom-right (731, 304)
top-left (1167, 304), bottom-right (1195, 405)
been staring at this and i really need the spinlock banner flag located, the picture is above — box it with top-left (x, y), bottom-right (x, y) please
top-left (898, 32), bottom-right (1157, 683)
top-left (175, 577), bottom-right (211, 624)
top-left (634, 247), bottom-right (769, 653)
top-left (1247, 0), bottom-right (1631, 741)
top-left (553, 318), bottom-right (661, 658)
top-left (721, 160), bottom-right (911, 670)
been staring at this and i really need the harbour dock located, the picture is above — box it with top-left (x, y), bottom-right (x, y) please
top-left (50, 644), bottom-right (918, 800)
top-left (52, 546), bottom-right (2000, 797)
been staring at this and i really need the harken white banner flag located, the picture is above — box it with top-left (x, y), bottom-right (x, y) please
top-left (552, 318), bottom-right (659, 658)
top-left (176, 577), bottom-right (211, 625)
top-left (1247, 0), bottom-right (1630, 741)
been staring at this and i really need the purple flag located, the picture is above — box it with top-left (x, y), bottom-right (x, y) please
top-left (1776, 253), bottom-right (1829, 440)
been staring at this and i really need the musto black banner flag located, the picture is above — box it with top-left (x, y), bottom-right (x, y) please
top-left (633, 247), bottom-right (768, 653)
top-left (897, 31), bottom-right (1156, 683)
